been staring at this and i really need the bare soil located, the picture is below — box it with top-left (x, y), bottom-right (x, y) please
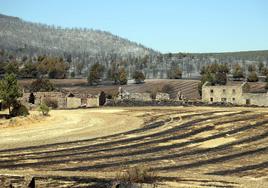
top-left (0, 106), bottom-right (267, 187)
top-left (0, 108), bottom-right (142, 150)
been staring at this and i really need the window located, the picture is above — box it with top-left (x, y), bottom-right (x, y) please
top-left (232, 98), bottom-right (235, 101)
top-left (232, 89), bottom-right (236, 94)
top-left (221, 98), bottom-right (227, 102)
top-left (223, 89), bottom-right (226, 93)
top-left (246, 99), bottom-right (250, 105)
top-left (210, 98), bottom-right (213, 102)
top-left (210, 89), bottom-right (214, 94)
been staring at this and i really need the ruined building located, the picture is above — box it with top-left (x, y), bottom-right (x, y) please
top-left (20, 91), bottom-right (100, 109)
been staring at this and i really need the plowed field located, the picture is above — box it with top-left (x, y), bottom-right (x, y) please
top-left (0, 107), bottom-right (267, 187)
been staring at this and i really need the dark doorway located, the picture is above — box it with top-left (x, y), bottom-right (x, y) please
top-left (0, 102), bottom-right (2, 111)
top-left (67, 93), bottom-right (75, 97)
top-left (99, 91), bottom-right (106, 106)
top-left (29, 93), bottom-right (35, 104)
top-left (246, 99), bottom-right (251, 105)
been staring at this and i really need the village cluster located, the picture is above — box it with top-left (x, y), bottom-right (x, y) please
top-left (11, 81), bottom-right (268, 111)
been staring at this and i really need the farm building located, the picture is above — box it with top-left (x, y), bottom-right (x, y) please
top-left (202, 81), bottom-right (268, 106)
top-left (20, 91), bottom-right (99, 109)
top-left (20, 92), bottom-right (65, 108)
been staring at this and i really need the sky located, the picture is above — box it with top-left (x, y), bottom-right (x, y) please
top-left (0, 0), bottom-right (268, 53)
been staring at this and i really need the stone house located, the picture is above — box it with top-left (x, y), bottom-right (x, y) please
top-left (202, 81), bottom-right (268, 106)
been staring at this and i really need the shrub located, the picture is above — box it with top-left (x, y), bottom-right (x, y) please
top-left (10, 103), bottom-right (29, 117)
top-left (116, 165), bottom-right (157, 184)
top-left (106, 94), bottom-right (113, 100)
top-left (70, 71), bottom-right (75, 78)
top-left (161, 84), bottom-right (176, 99)
top-left (99, 91), bottom-right (106, 106)
top-left (43, 98), bottom-right (58, 109)
top-left (38, 103), bottom-right (50, 116)
top-left (147, 89), bottom-right (159, 100)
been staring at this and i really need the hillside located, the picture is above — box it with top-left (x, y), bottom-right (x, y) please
top-left (0, 14), bottom-right (155, 57)
top-left (1, 13), bottom-right (268, 80)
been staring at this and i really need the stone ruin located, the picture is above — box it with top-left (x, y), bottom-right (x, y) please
top-left (155, 92), bottom-right (170, 101)
top-left (128, 92), bottom-right (152, 101)
top-left (176, 91), bottom-right (186, 101)
top-left (118, 87), bottom-right (151, 101)
top-left (118, 87), bottom-right (170, 101)
top-left (117, 86), bottom-right (129, 100)
top-left (20, 91), bottom-right (100, 109)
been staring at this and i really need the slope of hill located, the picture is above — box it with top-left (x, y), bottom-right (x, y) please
top-left (196, 50), bottom-right (268, 60)
top-left (0, 13), bottom-right (155, 57)
top-left (1, 13), bottom-right (268, 80)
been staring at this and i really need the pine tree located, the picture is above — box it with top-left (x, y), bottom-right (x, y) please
top-left (87, 63), bottom-right (105, 85)
top-left (0, 74), bottom-right (23, 115)
top-left (118, 67), bottom-right (128, 85)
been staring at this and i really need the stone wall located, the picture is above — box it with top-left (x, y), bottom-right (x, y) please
top-left (128, 93), bottom-right (152, 101)
top-left (87, 97), bottom-right (99, 107)
top-left (156, 93), bottom-right (170, 101)
top-left (58, 97), bottom-right (66, 109)
top-left (66, 97), bottom-right (81, 108)
top-left (20, 92), bottom-right (101, 109)
top-left (242, 93), bottom-right (268, 106)
top-left (20, 92), bottom-right (64, 106)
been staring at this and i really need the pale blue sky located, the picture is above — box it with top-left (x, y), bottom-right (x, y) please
top-left (0, 0), bottom-right (267, 53)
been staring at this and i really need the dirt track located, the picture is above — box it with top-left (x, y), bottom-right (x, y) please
top-left (0, 108), bottom-right (143, 150)
top-left (0, 106), bottom-right (268, 187)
